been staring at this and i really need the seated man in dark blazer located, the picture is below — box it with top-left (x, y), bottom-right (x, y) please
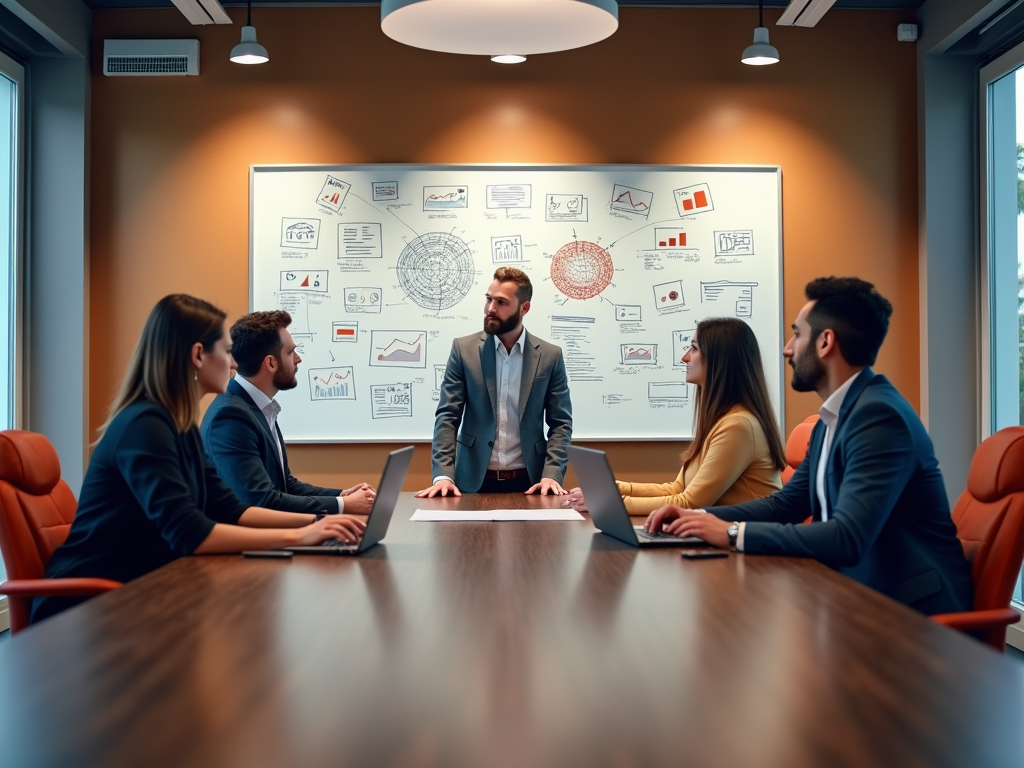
top-left (201, 310), bottom-right (375, 516)
top-left (646, 277), bottom-right (974, 616)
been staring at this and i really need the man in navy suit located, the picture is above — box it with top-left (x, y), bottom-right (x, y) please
top-left (201, 311), bottom-right (375, 518)
top-left (646, 277), bottom-right (973, 615)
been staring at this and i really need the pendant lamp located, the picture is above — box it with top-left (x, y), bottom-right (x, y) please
top-left (741, 0), bottom-right (780, 66)
top-left (381, 0), bottom-right (619, 60)
top-left (230, 0), bottom-right (269, 65)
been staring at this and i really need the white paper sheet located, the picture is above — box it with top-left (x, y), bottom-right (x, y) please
top-left (410, 508), bottom-right (585, 522)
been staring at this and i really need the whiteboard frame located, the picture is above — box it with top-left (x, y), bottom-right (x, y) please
top-left (249, 163), bottom-right (785, 443)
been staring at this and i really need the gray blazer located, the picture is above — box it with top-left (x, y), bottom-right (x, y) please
top-left (431, 331), bottom-right (573, 492)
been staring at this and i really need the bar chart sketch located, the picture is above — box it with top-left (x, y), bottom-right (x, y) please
top-left (700, 280), bottom-right (758, 318)
top-left (620, 344), bottom-right (658, 365)
top-left (309, 367), bottom-right (355, 401)
top-left (673, 183), bottom-right (714, 217)
top-left (655, 228), bottom-right (689, 249)
top-left (491, 235), bottom-right (524, 263)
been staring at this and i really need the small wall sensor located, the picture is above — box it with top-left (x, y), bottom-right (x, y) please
top-left (897, 23), bottom-right (918, 43)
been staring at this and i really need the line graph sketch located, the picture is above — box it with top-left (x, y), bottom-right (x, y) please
top-left (609, 184), bottom-right (653, 218)
top-left (700, 280), bottom-right (758, 318)
top-left (370, 330), bottom-right (426, 369)
top-left (309, 367), bottom-right (355, 401)
top-left (396, 232), bottom-right (476, 311)
top-left (423, 186), bottom-right (468, 211)
top-left (620, 344), bottom-right (657, 365)
top-left (550, 240), bottom-right (614, 300)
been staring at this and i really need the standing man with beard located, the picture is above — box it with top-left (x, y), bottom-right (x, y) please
top-left (201, 311), bottom-right (376, 518)
top-left (644, 277), bottom-right (973, 615)
top-left (417, 267), bottom-right (573, 496)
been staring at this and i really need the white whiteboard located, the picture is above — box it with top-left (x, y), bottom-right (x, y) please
top-left (250, 165), bottom-right (783, 442)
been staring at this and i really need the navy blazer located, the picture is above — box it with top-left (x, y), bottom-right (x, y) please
top-left (708, 369), bottom-right (973, 615)
top-left (32, 399), bottom-right (248, 625)
top-left (201, 379), bottom-right (341, 514)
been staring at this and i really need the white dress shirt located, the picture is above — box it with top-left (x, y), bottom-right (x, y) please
top-left (733, 370), bottom-right (865, 551)
top-left (433, 330), bottom-right (528, 485)
top-left (814, 369), bottom-right (863, 521)
top-left (235, 375), bottom-right (344, 512)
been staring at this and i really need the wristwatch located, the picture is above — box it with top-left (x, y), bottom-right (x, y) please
top-left (727, 522), bottom-right (739, 551)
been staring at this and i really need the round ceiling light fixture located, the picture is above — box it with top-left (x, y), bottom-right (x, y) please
top-left (381, 0), bottom-right (619, 57)
top-left (491, 55), bottom-right (527, 65)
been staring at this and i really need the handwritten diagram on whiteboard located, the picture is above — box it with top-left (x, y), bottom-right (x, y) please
top-left (250, 165), bottom-right (783, 442)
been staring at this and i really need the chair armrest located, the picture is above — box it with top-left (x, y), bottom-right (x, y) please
top-left (0, 578), bottom-right (122, 599)
top-left (931, 608), bottom-right (1020, 633)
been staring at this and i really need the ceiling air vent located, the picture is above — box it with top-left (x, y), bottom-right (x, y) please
top-left (103, 40), bottom-right (199, 77)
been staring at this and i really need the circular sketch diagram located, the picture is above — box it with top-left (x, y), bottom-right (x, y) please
top-left (397, 232), bottom-right (475, 311)
top-left (550, 240), bottom-right (614, 300)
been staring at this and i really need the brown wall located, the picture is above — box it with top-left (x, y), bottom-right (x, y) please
top-left (90, 6), bottom-right (919, 490)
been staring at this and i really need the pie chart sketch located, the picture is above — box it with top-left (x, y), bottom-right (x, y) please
top-left (396, 232), bottom-right (476, 311)
top-left (550, 240), bottom-right (614, 300)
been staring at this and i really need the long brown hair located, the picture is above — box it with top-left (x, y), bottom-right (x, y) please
top-left (99, 294), bottom-right (227, 437)
top-left (681, 318), bottom-right (786, 471)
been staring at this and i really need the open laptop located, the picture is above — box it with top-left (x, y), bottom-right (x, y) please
top-left (567, 445), bottom-right (705, 548)
top-left (286, 445), bottom-right (414, 555)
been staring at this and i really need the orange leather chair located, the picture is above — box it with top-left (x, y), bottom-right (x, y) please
top-left (932, 427), bottom-right (1024, 651)
top-left (0, 430), bottom-right (120, 633)
top-left (782, 414), bottom-right (820, 485)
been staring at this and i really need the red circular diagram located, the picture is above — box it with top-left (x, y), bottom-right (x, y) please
top-left (550, 240), bottom-right (614, 300)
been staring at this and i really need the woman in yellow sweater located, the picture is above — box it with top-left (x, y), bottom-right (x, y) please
top-left (566, 317), bottom-right (786, 515)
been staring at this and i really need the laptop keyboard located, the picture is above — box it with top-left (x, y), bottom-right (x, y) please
top-left (635, 526), bottom-right (672, 540)
top-left (320, 539), bottom-right (358, 549)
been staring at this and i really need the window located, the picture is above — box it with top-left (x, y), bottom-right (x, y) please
top-left (982, 43), bottom-right (1024, 616)
top-left (0, 51), bottom-right (23, 434)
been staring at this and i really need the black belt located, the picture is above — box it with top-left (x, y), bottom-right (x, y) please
top-left (484, 468), bottom-right (529, 481)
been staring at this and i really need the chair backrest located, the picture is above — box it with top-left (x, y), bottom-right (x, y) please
top-left (950, 427), bottom-right (1024, 614)
top-left (782, 414), bottom-right (820, 485)
top-left (0, 430), bottom-right (77, 584)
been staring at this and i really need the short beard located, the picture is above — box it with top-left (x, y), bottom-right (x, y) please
top-left (272, 364), bottom-right (298, 391)
top-left (789, 345), bottom-right (825, 393)
top-left (484, 307), bottom-right (522, 337)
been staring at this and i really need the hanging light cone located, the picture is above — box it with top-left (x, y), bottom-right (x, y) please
top-left (741, 26), bottom-right (779, 65)
top-left (230, 0), bottom-right (269, 64)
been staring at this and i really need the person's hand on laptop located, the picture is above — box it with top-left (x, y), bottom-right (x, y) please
top-left (645, 505), bottom-right (729, 548)
top-left (525, 478), bottom-right (567, 495)
top-left (563, 487), bottom-right (588, 511)
top-left (296, 514), bottom-right (366, 546)
top-left (415, 479), bottom-right (462, 498)
top-left (341, 487), bottom-right (376, 514)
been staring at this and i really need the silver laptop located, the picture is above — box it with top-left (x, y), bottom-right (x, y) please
top-left (286, 446), bottom-right (414, 555)
top-left (567, 445), bottom-right (705, 548)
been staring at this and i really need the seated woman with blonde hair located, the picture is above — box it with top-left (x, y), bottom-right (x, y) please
top-left (31, 294), bottom-right (363, 625)
top-left (566, 317), bottom-right (785, 517)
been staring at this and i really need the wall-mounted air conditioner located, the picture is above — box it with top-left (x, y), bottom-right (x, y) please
top-left (103, 40), bottom-right (200, 77)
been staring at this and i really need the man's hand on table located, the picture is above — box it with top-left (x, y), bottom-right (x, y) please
top-left (415, 479), bottom-right (462, 498)
top-left (525, 478), bottom-right (567, 495)
top-left (562, 487), bottom-right (588, 511)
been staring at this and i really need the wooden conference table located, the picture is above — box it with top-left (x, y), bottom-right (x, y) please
top-left (0, 493), bottom-right (1022, 768)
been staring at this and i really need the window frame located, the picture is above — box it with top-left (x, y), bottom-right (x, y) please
top-left (0, 49), bottom-right (25, 432)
